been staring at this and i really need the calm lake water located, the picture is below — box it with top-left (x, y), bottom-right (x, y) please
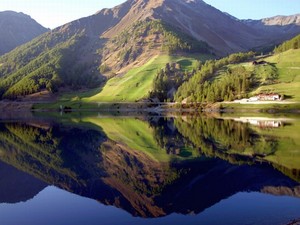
top-left (0, 113), bottom-right (300, 225)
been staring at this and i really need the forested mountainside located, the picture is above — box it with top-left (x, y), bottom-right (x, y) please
top-left (0, 0), bottom-right (299, 101)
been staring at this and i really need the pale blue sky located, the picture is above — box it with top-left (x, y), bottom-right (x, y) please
top-left (0, 0), bottom-right (299, 29)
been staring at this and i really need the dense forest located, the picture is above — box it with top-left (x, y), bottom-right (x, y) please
top-left (0, 19), bottom-right (212, 100)
top-left (174, 52), bottom-right (257, 103)
top-left (0, 31), bottom-right (103, 99)
top-left (149, 62), bottom-right (188, 102)
top-left (107, 19), bottom-right (211, 56)
top-left (171, 51), bottom-right (281, 103)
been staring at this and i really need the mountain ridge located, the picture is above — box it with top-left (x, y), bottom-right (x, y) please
top-left (0, 0), bottom-right (300, 100)
top-left (0, 11), bottom-right (48, 55)
top-left (244, 13), bottom-right (300, 26)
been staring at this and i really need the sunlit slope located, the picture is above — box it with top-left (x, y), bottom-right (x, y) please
top-left (85, 55), bottom-right (208, 102)
top-left (254, 49), bottom-right (300, 101)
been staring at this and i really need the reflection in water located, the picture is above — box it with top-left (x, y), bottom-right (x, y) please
top-left (0, 115), bottom-right (299, 223)
top-left (173, 116), bottom-right (300, 181)
top-left (233, 117), bottom-right (292, 128)
top-left (0, 161), bottom-right (46, 203)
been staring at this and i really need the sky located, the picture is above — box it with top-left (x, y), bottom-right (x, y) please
top-left (0, 0), bottom-right (299, 29)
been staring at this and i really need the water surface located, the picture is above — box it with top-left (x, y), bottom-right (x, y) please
top-left (0, 114), bottom-right (299, 225)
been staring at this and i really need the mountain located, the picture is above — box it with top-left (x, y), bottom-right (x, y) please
top-left (244, 14), bottom-right (300, 27)
top-left (243, 14), bottom-right (300, 47)
top-left (0, 11), bottom-right (48, 55)
top-left (98, 0), bottom-right (299, 54)
top-left (0, 0), bottom-right (299, 100)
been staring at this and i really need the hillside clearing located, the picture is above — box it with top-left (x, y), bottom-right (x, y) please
top-left (253, 49), bottom-right (300, 101)
top-left (85, 54), bottom-right (211, 102)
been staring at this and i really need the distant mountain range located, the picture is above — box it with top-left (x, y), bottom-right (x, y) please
top-left (0, 11), bottom-right (48, 55)
top-left (243, 14), bottom-right (300, 47)
top-left (0, 0), bottom-right (299, 99)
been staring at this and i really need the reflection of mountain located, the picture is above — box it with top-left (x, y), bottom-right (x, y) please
top-left (0, 122), bottom-right (107, 192)
top-left (158, 160), bottom-right (299, 216)
top-left (0, 160), bottom-right (47, 203)
top-left (0, 117), bottom-right (299, 218)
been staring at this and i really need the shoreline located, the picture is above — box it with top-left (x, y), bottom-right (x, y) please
top-left (2, 100), bottom-right (300, 114)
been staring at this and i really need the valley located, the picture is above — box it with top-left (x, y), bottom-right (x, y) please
top-left (0, 0), bottom-right (299, 112)
top-left (1, 1), bottom-right (300, 224)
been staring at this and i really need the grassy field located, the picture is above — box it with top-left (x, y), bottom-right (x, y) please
top-left (35, 54), bottom-right (211, 109)
top-left (35, 49), bottom-right (300, 111)
top-left (254, 49), bottom-right (300, 101)
top-left (85, 54), bottom-right (211, 102)
top-left (218, 49), bottom-right (300, 101)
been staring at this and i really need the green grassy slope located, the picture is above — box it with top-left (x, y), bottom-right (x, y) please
top-left (230, 49), bottom-right (300, 101)
top-left (85, 54), bottom-right (210, 102)
top-left (254, 49), bottom-right (300, 100)
top-left (174, 49), bottom-right (300, 104)
top-left (34, 54), bottom-right (211, 109)
top-left (213, 49), bottom-right (300, 102)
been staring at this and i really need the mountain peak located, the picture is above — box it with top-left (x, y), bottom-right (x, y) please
top-left (0, 11), bottom-right (48, 55)
top-left (261, 14), bottom-right (300, 26)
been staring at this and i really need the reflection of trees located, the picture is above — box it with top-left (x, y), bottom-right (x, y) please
top-left (0, 118), bottom-right (299, 219)
top-left (99, 140), bottom-right (180, 217)
top-left (150, 117), bottom-right (199, 157)
top-left (174, 116), bottom-right (278, 163)
top-left (0, 122), bottom-right (106, 190)
top-left (0, 121), bottom-right (182, 217)
top-left (172, 116), bottom-right (300, 182)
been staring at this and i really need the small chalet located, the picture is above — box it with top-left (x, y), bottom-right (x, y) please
top-left (257, 93), bottom-right (280, 101)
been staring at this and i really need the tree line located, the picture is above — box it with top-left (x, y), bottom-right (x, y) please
top-left (274, 34), bottom-right (300, 53)
top-left (174, 116), bottom-right (278, 162)
top-left (173, 51), bottom-right (255, 103)
top-left (149, 62), bottom-right (188, 102)
top-left (0, 31), bottom-right (102, 99)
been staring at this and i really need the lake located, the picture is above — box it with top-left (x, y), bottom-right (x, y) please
top-left (0, 113), bottom-right (299, 225)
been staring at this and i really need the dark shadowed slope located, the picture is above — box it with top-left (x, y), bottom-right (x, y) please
top-left (0, 11), bottom-right (48, 55)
